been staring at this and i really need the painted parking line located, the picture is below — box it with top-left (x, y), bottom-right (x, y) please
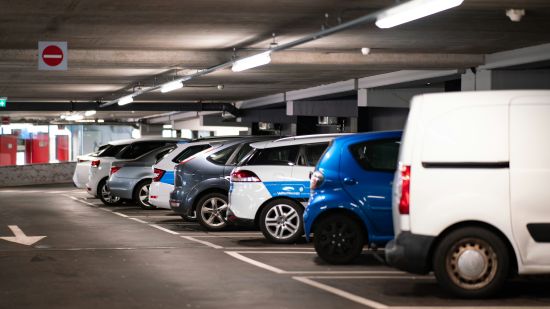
top-left (149, 224), bottom-right (180, 235)
top-left (180, 236), bottom-right (224, 249)
top-left (294, 276), bottom-right (388, 309)
top-left (224, 251), bottom-right (401, 275)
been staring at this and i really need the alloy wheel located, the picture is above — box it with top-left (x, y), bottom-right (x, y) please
top-left (200, 197), bottom-right (228, 228)
top-left (264, 204), bottom-right (300, 240)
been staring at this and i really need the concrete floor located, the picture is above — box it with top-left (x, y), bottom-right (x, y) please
top-left (1, 184), bottom-right (550, 309)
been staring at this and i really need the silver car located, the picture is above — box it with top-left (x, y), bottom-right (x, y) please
top-left (108, 145), bottom-right (177, 209)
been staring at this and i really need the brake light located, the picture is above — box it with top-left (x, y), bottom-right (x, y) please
top-left (153, 168), bottom-right (165, 182)
top-left (310, 171), bottom-right (324, 190)
top-left (110, 166), bottom-right (121, 175)
top-left (78, 159), bottom-right (88, 163)
top-left (231, 170), bottom-right (261, 182)
top-left (91, 160), bottom-right (100, 167)
top-left (399, 164), bottom-right (411, 215)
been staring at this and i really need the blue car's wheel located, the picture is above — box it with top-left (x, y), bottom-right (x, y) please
top-left (314, 213), bottom-right (365, 264)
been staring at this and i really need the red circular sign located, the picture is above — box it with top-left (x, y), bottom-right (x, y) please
top-left (42, 45), bottom-right (64, 66)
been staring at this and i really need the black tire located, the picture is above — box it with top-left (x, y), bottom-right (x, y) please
top-left (180, 214), bottom-right (197, 222)
top-left (259, 199), bottom-right (304, 244)
top-left (196, 192), bottom-right (228, 231)
top-left (98, 178), bottom-right (122, 206)
top-left (133, 179), bottom-right (155, 209)
top-left (433, 227), bottom-right (510, 298)
top-left (313, 213), bottom-right (365, 264)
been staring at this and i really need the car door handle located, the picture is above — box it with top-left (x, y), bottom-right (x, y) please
top-left (343, 177), bottom-right (358, 185)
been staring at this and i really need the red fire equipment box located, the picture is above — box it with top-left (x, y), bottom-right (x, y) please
top-left (25, 133), bottom-right (50, 164)
top-left (56, 135), bottom-right (69, 162)
top-left (0, 135), bottom-right (17, 166)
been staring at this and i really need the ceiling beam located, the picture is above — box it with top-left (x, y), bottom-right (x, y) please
top-left (357, 69), bottom-right (462, 89)
top-left (2, 102), bottom-right (237, 113)
top-left (479, 43), bottom-right (550, 70)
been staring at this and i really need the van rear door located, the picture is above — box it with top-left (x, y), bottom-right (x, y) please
top-left (510, 97), bottom-right (550, 268)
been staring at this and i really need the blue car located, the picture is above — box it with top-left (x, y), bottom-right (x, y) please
top-left (303, 131), bottom-right (402, 264)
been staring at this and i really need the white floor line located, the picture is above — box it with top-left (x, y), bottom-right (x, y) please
top-left (230, 250), bottom-right (315, 254)
top-left (223, 247), bottom-right (315, 250)
top-left (285, 270), bottom-right (405, 275)
top-left (181, 236), bottom-right (224, 249)
top-left (129, 217), bottom-right (148, 224)
top-left (224, 251), bottom-right (286, 274)
top-left (190, 235), bottom-right (264, 238)
top-left (149, 224), bottom-right (180, 235)
top-left (64, 195), bottom-right (98, 207)
top-left (113, 212), bottom-right (129, 218)
top-left (293, 276), bottom-right (389, 309)
top-left (298, 275), bottom-right (431, 279)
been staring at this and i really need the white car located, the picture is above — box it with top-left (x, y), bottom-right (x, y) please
top-left (385, 90), bottom-right (550, 298)
top-left (86, 137), bottom-right (185, 205)
top-left (227, 134), bottom-right (342, 243)
top-left (73, 142), bottom-right (131, 189)
top-left (149, 138), bottom-right (232, 210)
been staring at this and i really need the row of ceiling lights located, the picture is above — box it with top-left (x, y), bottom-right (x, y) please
top-left (107, 0), bottom-right (464, 107)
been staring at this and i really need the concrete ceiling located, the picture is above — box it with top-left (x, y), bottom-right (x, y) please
top-left (1, 0), bottom-right (549, 117)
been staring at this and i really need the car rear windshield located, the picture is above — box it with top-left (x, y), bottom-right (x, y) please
top-left (301, 143), bottom-right (329, 166)
top-left (117, 142), bottom-right (174, 159)
top-left (208, 144), bottom-right (239, 165)
top-left (96, 144), bottom-right (128, 157)
top-left (349, 138), bottom-right (400, 172)
top-left (172, 144), bottom-right (212, 163)
top-left (246, 145), bottom-right (299, 166)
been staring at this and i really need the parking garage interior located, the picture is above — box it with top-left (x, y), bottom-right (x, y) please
top-left (1, 1), bottom-right (550, 308)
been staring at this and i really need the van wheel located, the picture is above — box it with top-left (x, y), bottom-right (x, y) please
top-left (197, 193), bottom-right (228, 231)
top-left (313, 213), bottom-right (365, 264)
top-left (133, 180), bottom-right (155, 210)
top-left (98, 179), bottom-right (122, 206)
top-left (433, 227), bottom-right (509, 298)
top-left (260, 199), bottom-right (303, 244)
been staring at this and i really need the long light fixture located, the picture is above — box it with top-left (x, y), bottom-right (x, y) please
top-left (160, 80), bottom-right (184, 93)
top-left (376, 0), bottom-right (464, 29)
top-left (118, 95), bottom-right (134, 106)
top-left (65, 114), bottom-right (84, 121)
top-left (84, 110), bottom-right (97, 116)
top-left (232, 51), bottom-right (272, 72)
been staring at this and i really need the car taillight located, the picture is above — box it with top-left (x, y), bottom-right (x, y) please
top-left (310, 171), bottom-right (324, 190)
top-left (91, 160), bottom-right (100, 167)
top-left (399, 164), bottom-right (411, 215)
top-left (153, 168), bottom-right (165, 182)
top-left (110, 166), bottom-right (121, 175)
top-left (78, 159), bottom-right (88, 163)
top-left (231, 170), bottom-right (261, 182)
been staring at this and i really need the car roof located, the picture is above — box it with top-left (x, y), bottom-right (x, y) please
top-left (250, 133), bottom-right (349, 149)
top-left (107, 137), bottom-right (189, 146)
top-left (333, 131), bottom-right (402, 143)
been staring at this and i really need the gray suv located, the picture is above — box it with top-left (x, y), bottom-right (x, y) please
top-left (169, 136), bottom-right (278, 230)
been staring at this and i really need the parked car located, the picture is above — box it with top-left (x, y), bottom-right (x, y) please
top-left (72, 142), bottom-right (130, 188)
top-left (169, 136), bottom-right (278, 230)
top-left (385, 91), bottom-right (550, 298)
top-left (303, 131), bottom-right (402, 264)
top-left (108, 144), bottom-right (177, 209)
top-left (149, 137), bottom-right (238, 210)
top-left (87, 137), bottom-right (188, 206)
top-left (227, 134), bottom-right (342, 243)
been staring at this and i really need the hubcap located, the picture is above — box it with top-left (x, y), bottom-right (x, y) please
top-left (447, 238), bottom-right (498, 290)
top-left (317, 221), bottom-right (356, 256)
top-left (265, 204), bottom-right (300, 239)
top-left (139, 185), bottom-right (150, 205)
top-left (101, 184), bottom-right (120, 204)
top-left (200, 197), bottom-right (227, 227)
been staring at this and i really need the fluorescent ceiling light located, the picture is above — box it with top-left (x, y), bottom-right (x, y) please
top-left (163, 124), bottom-right (173, 129)
top-left (75, 119), bottom-right (96, 123)
top-left (375, 0), bottom-right (464, 29)
top-left (161, 80), bottom-right (184, 93)
top-left (118, 95), bottom-right (134, 106)
top-left (66, 114), bottom-right (84, 121)
top-left (97, 119), bottom-right (105, 123)
top-left (84, 110), bottom-right (97, 117)
top-left (232, 51), bottom-right (271, 72)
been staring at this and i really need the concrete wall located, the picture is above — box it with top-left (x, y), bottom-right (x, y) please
top-left (0, 162), bottom-right (76, 187)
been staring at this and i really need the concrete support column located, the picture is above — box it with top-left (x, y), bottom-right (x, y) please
top-left (140, 124), bottom-right (163, 137)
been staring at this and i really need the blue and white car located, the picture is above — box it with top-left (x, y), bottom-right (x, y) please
top-left (227, 134), bottom-right (343, 243)
top-left (148, 138), bottom-right (233, 210)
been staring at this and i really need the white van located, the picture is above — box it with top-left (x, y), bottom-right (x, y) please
top-left (386, 90), bottom-right (550, 298)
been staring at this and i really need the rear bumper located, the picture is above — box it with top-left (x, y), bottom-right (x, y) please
top-left (169, 188), bottom-right (193, 216)
top-left (226, 208), bottom-right (255, 227)
top-left (108, 177), bottom-right (136, 200)
top-left (149, 182), bottom-right (171, 209)
top-left (385, 231), bottom-right (435, 275)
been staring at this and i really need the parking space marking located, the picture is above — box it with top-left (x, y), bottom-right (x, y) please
top-left (225, 251), bottom-right (402, 275)
top-left (129, 218), bottom-right (148, 224)
top-left (224, 247), bottom-right (315, 250)
top-left (180, 236), bottom-right (224, 249)
top-left (64, 194), bottom-right (98, 207)
top-left (298, 275), bottom-right (432, 280)
top-left (113, 212), bottom-right (129, 218)
top-left (149, 224), bottom-right (180, 235)
top-left (293, 276), bottom-right (388, 309)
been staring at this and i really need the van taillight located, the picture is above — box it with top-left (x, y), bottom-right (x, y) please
top-left (153, 168), bottom-right (165, 182)
top-left (91, 160), bottom-right (100, 167)
top-left (110, 166), bottom-right (121, 175)
top-left (399, 164), bottom-right (411, 215)
top-left (310, 171), bottom-right (324, 190)
top-left (231, 170), bottom-right (261, 182)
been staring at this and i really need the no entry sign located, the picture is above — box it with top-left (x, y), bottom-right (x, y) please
top-left (38, 41), bottom-right (68, 71)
